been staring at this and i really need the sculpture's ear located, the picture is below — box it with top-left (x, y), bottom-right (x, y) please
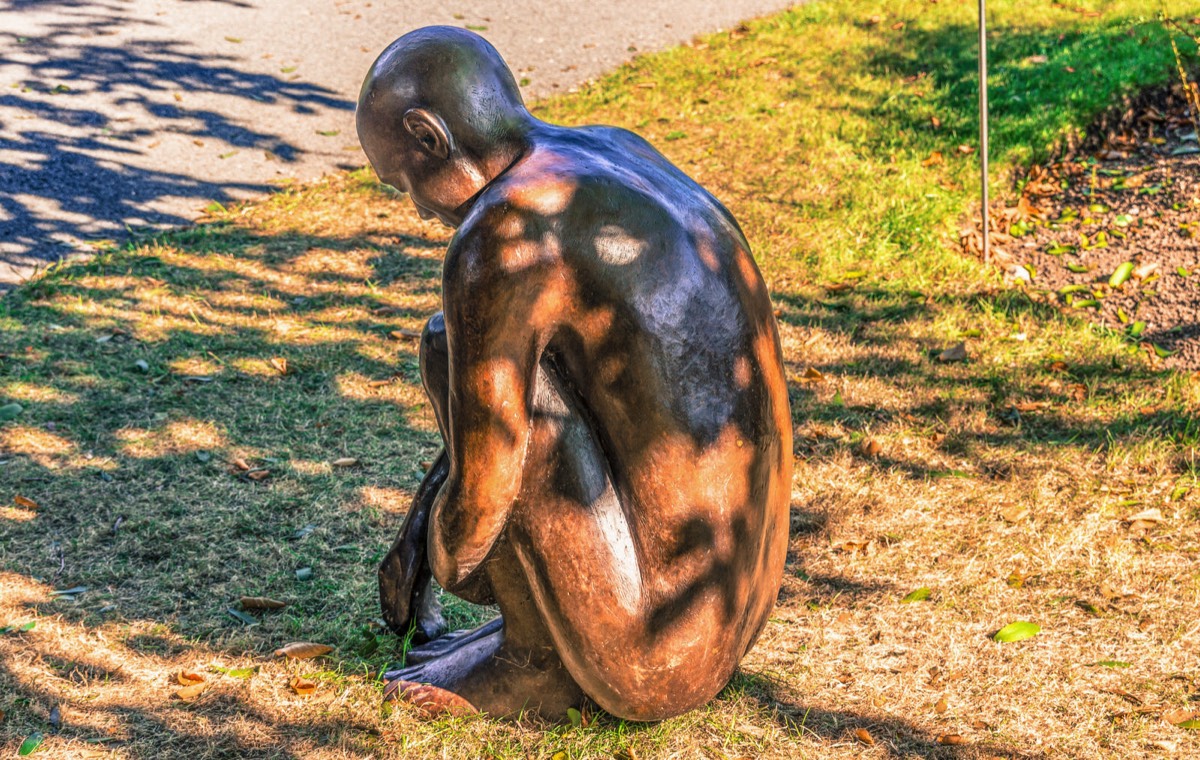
top-left (402, 108), bottom-right (453, 160)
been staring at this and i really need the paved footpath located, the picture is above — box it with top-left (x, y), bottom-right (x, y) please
top-left (0, 0), bottom-right (797, 289)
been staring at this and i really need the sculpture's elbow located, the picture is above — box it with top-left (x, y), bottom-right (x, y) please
top-left (428, 485), bottom-right (490, 594)
top-left (430, 539), bottom-right (486, 595)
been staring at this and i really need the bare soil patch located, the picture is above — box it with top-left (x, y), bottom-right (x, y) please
top-left (980, 82), bottom-right (1200, 369)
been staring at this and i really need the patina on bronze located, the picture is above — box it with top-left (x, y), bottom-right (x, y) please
top-left (358, 26), bottom-right (792, 721)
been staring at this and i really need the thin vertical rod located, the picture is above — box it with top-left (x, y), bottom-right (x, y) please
top-left (978, 0), bottom-right (990, 263)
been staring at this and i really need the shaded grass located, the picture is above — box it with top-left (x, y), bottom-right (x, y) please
top-left (3, 1), bottom-right (1200, 757)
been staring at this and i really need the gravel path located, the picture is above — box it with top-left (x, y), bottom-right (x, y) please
top-left (1, 0), bottom-right (798, 290)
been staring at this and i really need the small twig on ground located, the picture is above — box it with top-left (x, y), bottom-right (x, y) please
top-left (1160, 5), bottom-right (1200, 133)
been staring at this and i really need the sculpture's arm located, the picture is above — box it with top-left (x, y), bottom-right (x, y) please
top-left (428, 220), bottom-right (559, 594)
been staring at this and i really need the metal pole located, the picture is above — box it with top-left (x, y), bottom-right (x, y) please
top-left (978, 0), bottom-right (990, 264)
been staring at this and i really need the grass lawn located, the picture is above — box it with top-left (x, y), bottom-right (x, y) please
top-left (3, 0), bottom-right (1200, 757)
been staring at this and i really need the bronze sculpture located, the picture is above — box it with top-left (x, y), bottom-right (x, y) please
top-left (357, 26), bottom-right (793, 721)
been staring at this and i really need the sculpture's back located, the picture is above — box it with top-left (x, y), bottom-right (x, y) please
top-left (463, 127), bottom-right (794, 719)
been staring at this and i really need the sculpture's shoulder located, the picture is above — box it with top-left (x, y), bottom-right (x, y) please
top-left (483, 126), bottom-right (686, 212)
top-left (448, 126), bottom-right (743, 278)
top-left (565, 125), bottom-right (749, 245)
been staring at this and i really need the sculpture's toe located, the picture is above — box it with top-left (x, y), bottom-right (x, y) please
top-left (413, 599), bottom-right (448, 644)
top-left (383, 678), bottom-right (478, 717)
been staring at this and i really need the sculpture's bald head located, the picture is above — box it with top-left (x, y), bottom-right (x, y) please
top-left (357, 27), bottom-right (532, 227)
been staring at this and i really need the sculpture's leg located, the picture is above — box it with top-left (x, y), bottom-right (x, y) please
top-left (382, 359), bottom-right (594, 718)
top-left (383, 535), bottom-right (584, 718)
top-left (386, 356), bottom-right (768, 722)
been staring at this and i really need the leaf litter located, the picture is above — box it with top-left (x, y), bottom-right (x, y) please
top-left (968, 81), bottom-right (1200, 368)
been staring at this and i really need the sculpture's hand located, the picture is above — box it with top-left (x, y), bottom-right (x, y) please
top-left (379, 451), bottom-right (450, 642)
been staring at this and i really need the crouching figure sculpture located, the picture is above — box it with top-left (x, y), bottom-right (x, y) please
top-left (357, 26), bottom-right (792, 721)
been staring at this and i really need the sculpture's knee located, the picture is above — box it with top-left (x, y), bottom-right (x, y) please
top-left (421, 312), bottom-right (448, 364)
top-left (420, 312), bottom-right (450, 436)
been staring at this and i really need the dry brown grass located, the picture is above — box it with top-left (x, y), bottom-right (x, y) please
top-left (4, 1), bottom-right (1200, 757)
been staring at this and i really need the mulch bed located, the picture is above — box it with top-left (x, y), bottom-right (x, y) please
top-left (965, 81), bottom-right (1200, 369)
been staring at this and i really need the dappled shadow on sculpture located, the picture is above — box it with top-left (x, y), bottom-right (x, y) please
top-left (0, 0), bottom-right (352, 285)
top-left (357, 27), bottom-right (794, 720)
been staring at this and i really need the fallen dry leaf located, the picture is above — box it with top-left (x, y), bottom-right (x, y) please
top-left (861, 438), bottom-right (883, 457)
top-left (268, 357), bottom-right (288, 375)
top-left (937, 734), bottom-right (966, 745)
top-left (970, 719), bottom-right (992, 730)
top-left (12, 495), bottom-right (37, 509)
top-left (230, 458), bottom-right (252, 471)
top-left (957, 144), bottom-right (975, 155)
top-left (1163, 708), bottom-right (1195, 725)
top-left (854, 728), bottom-right (875, 746)
top-left (1101, 686), bottom-right (1142, 705)
top-left (922, 151), bottom-right (945, 167)
top-left (173, 681), bottom-right (208, 701)
top-left (937, 342), bottom-right (968, 362)
top-left (1124, 508), bottom-right (1163, 530)
top-left (1014, 401), bottom-right (1050, 413)
top-left (796, 366), bottom-right (826, 384)
top-left (274, 642), bottom-right (333, 660)
top-left (1000, 504), bottom-right (1030, 523)
top-left (389, 328), bottom-right (422, 341)
top-left (1133, 261), bottom-right (1159, 280)
top-left (246, 470), bottom-right (271, 481)
top-left (331, 457), bottom-right (359, 468)
top-left (289, 676), bottom-right (318, 697)
top-left (935, 696), bottom-right (948, 714)
top-left (240, 596), bottom-right (286, 610)
top-left (1016, 194), bottom-right (1042, 218)
top-left (367, 378), bottom-right (395, 388)
top-left (176, 672), bottom-right (205, 686)
top-left (832, 539), bottom-right (876, 556)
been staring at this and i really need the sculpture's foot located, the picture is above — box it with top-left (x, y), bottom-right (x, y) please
top-left (382, 618), bottom-right (584, 719)
top-left (404, 616), bottom-right (502, 664)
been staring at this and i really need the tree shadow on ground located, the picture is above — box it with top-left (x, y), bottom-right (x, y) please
top-left (776, 285), bottom-right (1199, 465)
top-left (0, 0), bottom-right (354, 285)
top-left (0, 201), bottom-right (1058, 757)
top-left (855, 14), bottom-right (1183, 161)
top-left (1, 171), bottom-right (1194, 756)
